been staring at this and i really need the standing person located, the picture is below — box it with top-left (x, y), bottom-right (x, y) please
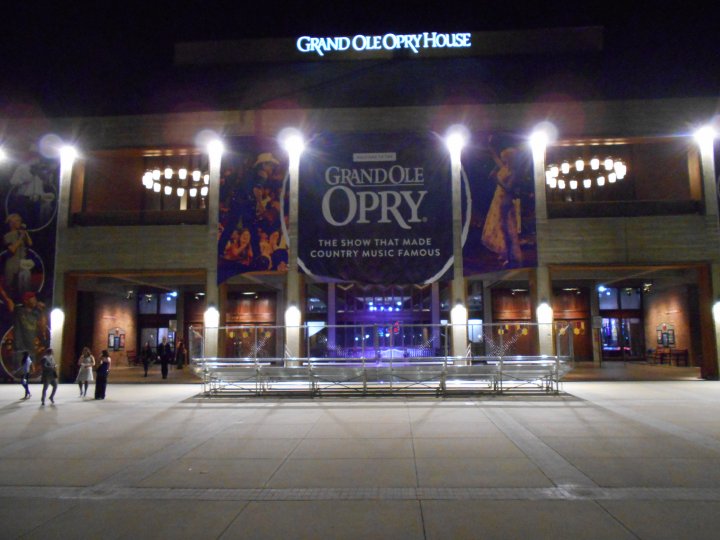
top-left (159, 337), bottom-right (172, 380)
top-left (141, 341), bottom-right (154, 377)
top-left (175, 340), bottom-right (186, 370)
top-left (76, 347), bottom-right (95, 397)
top-left (40, 348), bottom-right (58, 405)
top-left (18, 351), bottom-right (33, 399)
top-left (94, 350), bottom-right (111, 400)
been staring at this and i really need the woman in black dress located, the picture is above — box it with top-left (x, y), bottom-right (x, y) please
top-left (94, 350), bottom-right (111, 399)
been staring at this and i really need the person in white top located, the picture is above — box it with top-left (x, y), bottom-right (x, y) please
top-left (76, 347), bottom-right (95, 397)
top-left (19, 351), bottom-right (33, 399)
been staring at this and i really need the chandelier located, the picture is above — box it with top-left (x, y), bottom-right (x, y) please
top-left (141, 166), bottom-right (210, 198)
top-left (139, 149), bottom-right (211, 199)
top-left (545, 157), bottom-right (627, 190)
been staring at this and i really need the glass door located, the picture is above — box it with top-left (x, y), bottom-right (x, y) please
top-left (601, 317), bottom-right (643, 361)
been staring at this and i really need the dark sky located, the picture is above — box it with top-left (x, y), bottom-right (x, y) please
top-left (2, 1), bottom-right (718, 117)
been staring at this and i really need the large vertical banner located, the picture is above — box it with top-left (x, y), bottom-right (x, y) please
top-left (0, 150), bottom-right (56, 381)
top-left (462, 134), bottom-right (537, 275)
top-left (298, 133), bottom-right (453, 284)
top-left (218, 137), bottom-right (289, 284)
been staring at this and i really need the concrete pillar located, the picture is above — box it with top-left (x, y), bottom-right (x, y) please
top-left (531, 132), bottom-right (548, 222)
top-left (483, 282), bottom-right (493, 356)
top-left (431, 282), bottom-right (440, 355)
top-left (175, 291), bottom-right (185, 345)
top-left (203, 141), bottom-right (222, 359)
top-left (450, 279), bottom-right (468, 363)
top-left (589, 283), bottom-right (602, 366)
top-left (531, 266), bottom-right (554, 356)
top-left (51, 147), bottom-right (77, 372)
top-left (697, 131), bottom-right (718, 218)
top-left (449, 136), bottom-right (468, 363)
top-left (704, 264), bottom-right (720, 379)
top-left (284, 135), bottom-right (303, 364)
top-left (327, 283), bottom-right (336, 352)
top-left (696, 125), bottom-right (719, 379)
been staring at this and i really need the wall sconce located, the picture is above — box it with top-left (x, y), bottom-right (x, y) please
top-left (450, 301), bottom-right (467, 325)
top-left (712, 300), bottom-right (720, 324)
top-left (204, 306), bottom-right (220, 328)
top-left (536, 301), bottom-right (553, 324)
top-left (285, 304), bottom-right (301, 327)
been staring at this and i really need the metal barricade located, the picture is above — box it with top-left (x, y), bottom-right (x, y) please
top-left (188, 321), bottom-right (572, 396)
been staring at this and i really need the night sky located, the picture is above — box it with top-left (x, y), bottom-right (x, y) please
top-left (1, 1), bottom-right (718, 117)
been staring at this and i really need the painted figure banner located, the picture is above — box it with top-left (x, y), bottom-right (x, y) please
top-left (217, 137), bottom-right (289, 285)
top-left (461, 133), bottom-right (537, 275)
top-left (298, 133), bottom-right (453, 284)
top-left (0, 149), bottom-right (57, 381)
top-left (216, 132), bottom-right (537, 285)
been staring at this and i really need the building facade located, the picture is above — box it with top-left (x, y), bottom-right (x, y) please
top-left (1, 29), bottom-right (719, 381)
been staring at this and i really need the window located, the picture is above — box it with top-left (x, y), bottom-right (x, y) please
top-left (546, 139), bottom-right (702, 218)
top-left (72, 149), bottom-right (209, 226)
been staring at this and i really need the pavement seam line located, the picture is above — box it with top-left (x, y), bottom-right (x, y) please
top-left (482, 407), bottom-right (598, 488)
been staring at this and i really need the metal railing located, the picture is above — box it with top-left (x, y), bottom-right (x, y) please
top-left (188, 321), bottom-right (573, 396)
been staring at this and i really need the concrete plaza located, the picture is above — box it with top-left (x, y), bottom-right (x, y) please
top-left (2, 376), bottom-right (720, 539)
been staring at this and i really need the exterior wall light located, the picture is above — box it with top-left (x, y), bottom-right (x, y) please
top-left (279, 128), bottom-right (305, 158)
top-left (713, 300), bottom-right (720, 324)
top-left (536, 301), bottom-right (553, 324)
top-left (450, 302), bottom-right (468, 325)
top-left (694, 125), bottom-right (717, 147)
top-left (445, 124), bottom-right (469, 159)
top-left (207, 139), bottom-right (225, 160)
top-left (204, 306), bottom-right (220, 328)
top-left (59, 145), bottom-right (78, 168)
top-left (285, 305), bottom-right (302, 327)
top-left (50, 308), bottom-right (65, 333)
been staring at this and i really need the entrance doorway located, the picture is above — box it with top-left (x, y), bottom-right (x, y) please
top-left (601, 317), bottom-right (644, 361)
top-left (598, 285), bottom-right (644, 361)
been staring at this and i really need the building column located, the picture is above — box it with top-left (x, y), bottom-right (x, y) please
top-left (704, 264), bottom-right (720, 379)
top-left (531, 266), bottom-right (554, 356)
top-left (529, 131), bottom-right (554, 356)
top-left (327, 283), bottom-right (336, 352)
top-left (697, 128), bottom-right (718, 218)
top-left (697, 125), bottom-right (719, 379)
top-left (431, 282), bottom-right (441, 354)
top-left (531, 131), bottom-right (548, 223)
top-left (203, 140), bottom-right (223, 359)
top-left (448, 131), bottom-right (468, 363)
top-left (483, 282), bottom-right (493, 356)
top-left (283, 131), bottom-right (304, 365)
top-left (175, 291), bottom-right (185, 345)
top-left (589, 283), bottom-right (602, 366)
top-left (285, 168), bottom-right (301, 362)
top-left (51, 146), bottom-right (77, 373)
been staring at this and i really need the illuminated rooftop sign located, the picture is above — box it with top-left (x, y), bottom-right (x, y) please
top-left (297, 32), bottom-right (472, 57)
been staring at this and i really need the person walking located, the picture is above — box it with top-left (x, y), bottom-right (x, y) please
top-left (94, 350), bottom-right (111, 400)
top-left (76, 347), bottom-right (95, 397)
top-left (19, 351), bottom-right (33, 399)
top-left (159, 337), bottom-right (172, 380)
top-left (40, 348), bottom-right (58, 405)
top-left (141, 341), bottom-right (153, 377)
